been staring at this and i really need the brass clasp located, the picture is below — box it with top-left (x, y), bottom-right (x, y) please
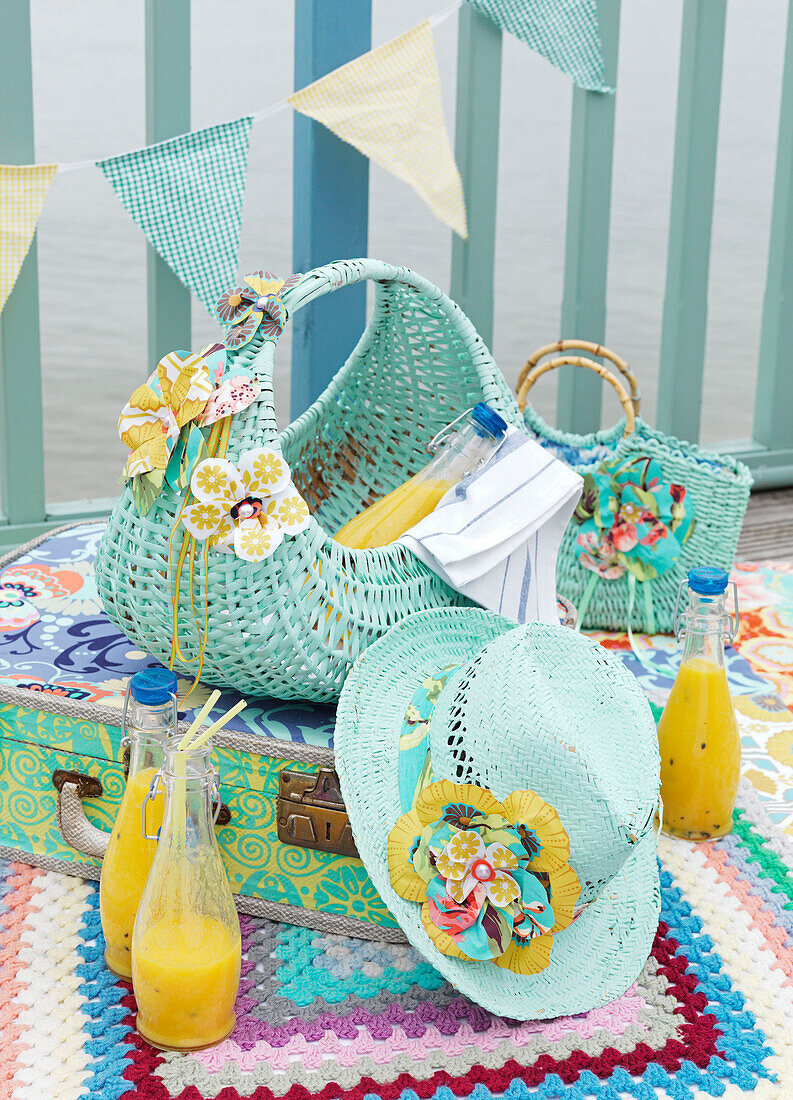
top-left (277, 767), bottom-right (358, 857)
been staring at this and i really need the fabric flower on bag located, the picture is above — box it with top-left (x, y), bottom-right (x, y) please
top-left (388, 780), bottom-right (580, 975)
top-left (182, 447), bottom-right (310, 562)
top-left (118, 349), bottom-right (214, 480)
top-left (215, 271), bottom-right (303, 351)
top-left (572, 454), bottom-right (695, 582)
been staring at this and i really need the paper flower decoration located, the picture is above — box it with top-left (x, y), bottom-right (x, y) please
top-left (215, 271), bottom-right (303, 351)
top-left (388, 781), bottom-right (580, 974)
top-left (198, 342), bottom-right (230, 388)
top-left (200, 371), bottom-right (260, 427)
top-left (572, 454), bottom-right (695, 582)
top-left (182, 447), bottom-right (310, 562)
top-left (118, 350), bottom-right (213, 480)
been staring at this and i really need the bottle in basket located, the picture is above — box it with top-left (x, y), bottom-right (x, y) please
top-left (132, 741), bottom-right (241, 1051)
top-left (100, 668), bottom-right (177, 978)
top-left (657, 567), bottom-right (741, 840)
top-left (334, 403), bottom-right (508, 548)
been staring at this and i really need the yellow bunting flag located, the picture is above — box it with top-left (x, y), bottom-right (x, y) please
top-left (0, 164), bottom-right (57, 313)
top-left (289, 21), bottom-right (467, 238)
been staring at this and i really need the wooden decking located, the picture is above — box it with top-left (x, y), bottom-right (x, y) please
top-left (737, 489), bottom-right (793, 561)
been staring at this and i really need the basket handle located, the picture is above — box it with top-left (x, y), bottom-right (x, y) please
top-left (517, 354), bottom-right (636, 437)
top-left (517, 340), bottom-right (641, 414)
top-left (245, 259), bottom-right (467, 446)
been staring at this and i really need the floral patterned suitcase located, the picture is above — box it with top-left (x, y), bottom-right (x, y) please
top-left (0, 522), bottom-right (401, 940)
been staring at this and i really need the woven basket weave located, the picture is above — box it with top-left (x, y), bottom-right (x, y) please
top-left (517, 342), bottom-right (753, 633)
top-left (95, 259), bottom-right (522, 702)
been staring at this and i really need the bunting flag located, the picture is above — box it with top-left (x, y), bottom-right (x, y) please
top-left (0, 164), bottom-right (57, 313)
top-left (98, 117), bottom-right (253, 313)
top-left (466, 0), bottom-right (610, 93)
top-left (289, 21), bottom-right (468, 238)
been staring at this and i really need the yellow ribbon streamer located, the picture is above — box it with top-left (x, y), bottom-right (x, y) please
top-left (168, 415), bottom-right (233, 707)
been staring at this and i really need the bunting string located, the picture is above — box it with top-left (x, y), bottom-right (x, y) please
top-left (55, 0), bottom-right (465, 177)
top-left (0, 0), bottom-right (609, 317)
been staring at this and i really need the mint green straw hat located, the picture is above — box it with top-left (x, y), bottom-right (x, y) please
top-left (335, 607), bottom-right (661, 1020)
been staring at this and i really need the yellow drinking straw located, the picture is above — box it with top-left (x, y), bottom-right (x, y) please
top-left (184, 699), bottom-right (247, 752)
top-left (171, 688), bottom-right (222, 856)
top-left (177, 690), bottom-right (222, 751)
top-left (171, 695), bottom-right (246, 847)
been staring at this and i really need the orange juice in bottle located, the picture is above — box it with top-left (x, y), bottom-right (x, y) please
top-left (132, 741), bottom-right (240, 1050)
top-left (100, 668), bottom-right (177, 977)
top-left (657, 566), bottom-right (740, 840)
top-left (334, 403), bottom-right (508, 549)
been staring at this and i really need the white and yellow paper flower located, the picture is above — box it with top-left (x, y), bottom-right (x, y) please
top-left (118, 349), bottom-right (214, 480)
top-left (388, 780), bottom-right (580, 974)
top-left (182, 447), bottom-right (310, 562)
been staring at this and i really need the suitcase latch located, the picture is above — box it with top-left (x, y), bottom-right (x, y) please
top-left (277, 767), bottom-right (358, 857)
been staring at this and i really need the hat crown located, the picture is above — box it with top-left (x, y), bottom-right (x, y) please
top-left (428, 624), bottom-right (660, 907)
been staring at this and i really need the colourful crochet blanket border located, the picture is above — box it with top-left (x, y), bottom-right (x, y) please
top-left (1, 783), bottom-right (791, 1099)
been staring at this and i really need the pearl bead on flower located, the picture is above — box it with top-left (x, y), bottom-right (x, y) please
top-left (471, 859), bottom-right (494, 882)
top-left (237, 501), bottom-right (255, 519)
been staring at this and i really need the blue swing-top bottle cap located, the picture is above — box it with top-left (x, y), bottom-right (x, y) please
top-left (688, 566), bottom-right (729, 596)
top-left (130, 668), bottom-right (178, 705)
top-left (471, 403), bottom-right (508, 439)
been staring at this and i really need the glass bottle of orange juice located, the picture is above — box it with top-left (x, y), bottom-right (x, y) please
top-left (657, 566), bottom-right (740, 840)
top-left (100, 668), bottom-right (177, 977)
top-left (132, 741), bottom-right (241, 1051)
top-left (334, 403), bottom-right (508, 549)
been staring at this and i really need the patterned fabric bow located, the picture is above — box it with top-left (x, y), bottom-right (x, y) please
top-left (118, 350), bottom-right (214, 481)
top-left (182, 447), bottom-right (310, 562)
top-left (572, 454), bottom-right (695, 582)
top-left (389, 780), bottom-right (580, 974)
top-left (215, 271), bottom-right (303, 351)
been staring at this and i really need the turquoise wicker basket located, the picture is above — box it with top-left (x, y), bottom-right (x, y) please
top-left (516, 342), bottom-right (753, 634)
top-left (95, 259), bottom-right (522, 702)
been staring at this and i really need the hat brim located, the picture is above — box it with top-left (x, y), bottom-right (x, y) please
top-left (335, 606), bottom-right (661, 1021)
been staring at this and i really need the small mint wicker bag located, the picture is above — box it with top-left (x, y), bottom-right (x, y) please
top-left (95, 259), bottom-right (523, 702)
top-left (516, 342), bottom-right (753, 634)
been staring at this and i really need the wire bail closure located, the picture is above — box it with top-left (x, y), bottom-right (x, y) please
top-left (427, 408), bottom-right (472, 454)
top-left (121, 677), bottom-right (178, 746)
top-left (140, 769), bottom-right (223, 839)
top-left (673, 578), bottom-right (740, 644)
top-left (142, 771), bottom-right (164, 840)
top-left (211, 780), bottom-right (222, 826)
top-left (427, 406), bottom-right (507, 471)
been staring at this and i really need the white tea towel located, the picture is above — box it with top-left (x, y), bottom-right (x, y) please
top-left (399, 428), bottom-right (583, 624)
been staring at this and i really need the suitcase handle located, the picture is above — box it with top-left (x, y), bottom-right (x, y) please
top-left (52, 768), bottom-right (233, 860)
top-left (52, 770), bottom-right (110, 859)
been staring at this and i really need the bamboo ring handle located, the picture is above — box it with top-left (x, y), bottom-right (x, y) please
top-left (517, 355), bottom-right (636, 437)
top-left (518, 340), bottom-right (641, 414)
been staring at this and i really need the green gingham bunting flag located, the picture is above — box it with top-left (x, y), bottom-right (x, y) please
top-left (466, 0), bottom-right (611, 92)
top-left (99, 117), bottom-right (253, 313)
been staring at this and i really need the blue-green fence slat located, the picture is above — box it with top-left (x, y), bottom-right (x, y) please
top-left (656, 0), bottom-right (727, 443)
top-left (0, 0), bottom-right (47, 529)
top-left (450, 4), bottom-right (502, 349)
top-left (144, 0), bottom-right (192, 368)
top-left (290, 0), bottom-right (372, 419)
top-left (556, 0), bottom-right (621, 434)
top-left (753, 0), bottom-right (793, 454)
